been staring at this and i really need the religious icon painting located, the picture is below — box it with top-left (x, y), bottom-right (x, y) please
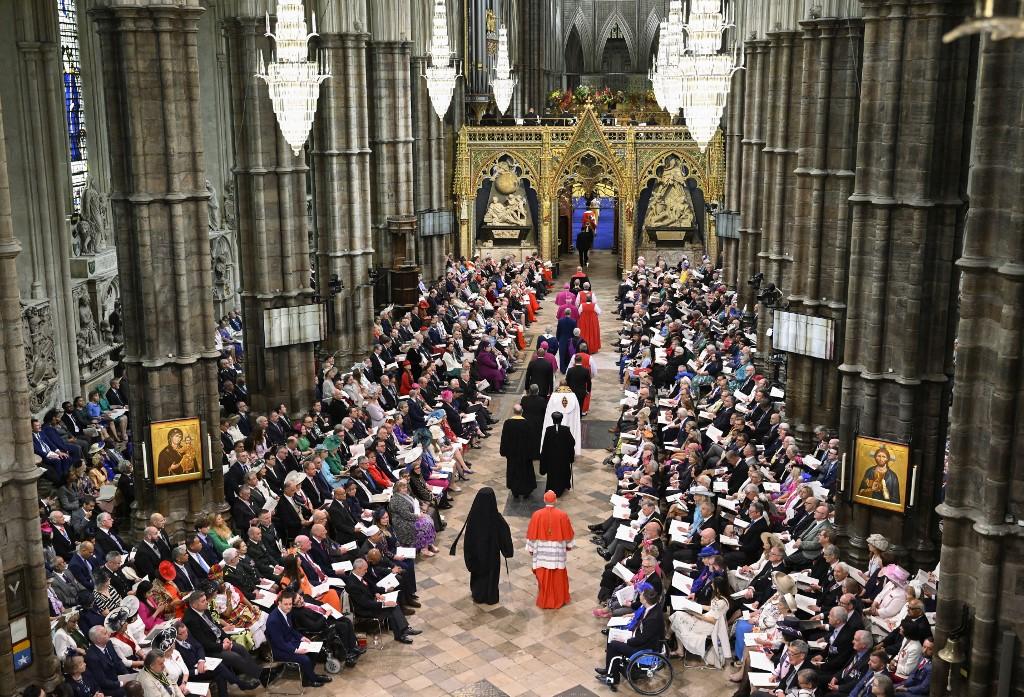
top-left (150, 417), bottom-right (204, 485)
top-left (852, 436), bottom-right (910, 513)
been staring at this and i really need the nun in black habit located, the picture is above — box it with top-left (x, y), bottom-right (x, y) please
top-left (460, 487), bottom-right (514, 604)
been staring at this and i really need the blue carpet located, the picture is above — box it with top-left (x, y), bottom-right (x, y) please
top-left (572, 197), bottom-right (615, 250)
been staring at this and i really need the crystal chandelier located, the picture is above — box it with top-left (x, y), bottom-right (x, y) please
top-left (255, 0), bottom-right (331, 156)
top-left (424, 0), bottom-right (460, 119)
top-left (679, 0), bottom-right (740, 151)
top-left (491, 25), bottom-right (516, 114)
top-left (650, 1), bottom-right (686, 115)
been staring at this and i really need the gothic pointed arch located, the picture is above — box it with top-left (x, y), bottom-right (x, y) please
top-left (641, 6), bottom-right (663, 69)
top-left (563, 6), bottom-right (595, 73)
top-left (595, 9), bottom-right (638, 71)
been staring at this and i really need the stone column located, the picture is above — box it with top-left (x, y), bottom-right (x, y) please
top-left (0, 92), bottom-right (59, 696)
top-left (784, 17), bottom-right (862, 446)
top-left (369, 38), bottom-right (416, 270)
top-left (0, 0), bottom-right (81, 403)
top-left (90, 0), bottom-right (224, 529)
top-left (737, 39), bottom-right (769, 311)
top-left (836, 0), bottom-right (971, 568)
top-left (757, 30), bottom-right (801, 353)
top-left (224, 16), bottom-right (315, 412)
top-left (933, 36), bottom-right (1024, 697)
top-left (721, 64), bottom-right (745, 288)
top-left (314, 29), bottom-right (375, 366)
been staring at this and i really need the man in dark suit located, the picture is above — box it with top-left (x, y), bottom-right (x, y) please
top-left (183, 591), bottom-right (263, 684)
top-left (273, 481), bottom-right (309, 546)
top-left (822, 629), bottom-right (873, 694)
top-left (733, 545), bottom-right (787, 610)
top-left (244, 525), bottom-right (281, 579)
top-left (174, 621), bottom-right (255, 695)
top-left (300, 461), bottom-right (331, 509)
top-left (170, 547), bottom-right (199, 593)
top-left (85, 625), bottom-right (130, 697)
top-left (266, 410), bottom-right (289, 446)
top-left (723, 501), bottom-right (770, 567)
top-left (223, 451), bottom-right (252, 505)
top-left (48, 510), bottom-right (76, 561)
top-left (69, 542), bottom-right (100, 590)
top-left (31, 417), bottom-right (74, 483)
top-left (94, 513), bottom-right (129, 558)
top-left (750, 640), bottom-right (812, 697)
top-left (231, 485), bottom-right (260, 531)
top-left (525, 348), bottom-right (555, 398)
top-left (344, 558), bottom-right (418, 643)
top-left (598, 587), bottom-right (665, 687)
top-left (325, 487), bottom-right (359, 546)
top-left (812, 606), bottom-right (856, 676)
top-left (131, 526), bottom-right (165, 582)
top-left (265, 591), bottom-right (331, 686)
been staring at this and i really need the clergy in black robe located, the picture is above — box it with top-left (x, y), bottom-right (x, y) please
top-left (500, 406), bottom-right (537, 498)
top-left (564, 356), bottom-right (591, 415)
top-left (520, 386), bottom-right (547, 460)
top-left (539, 412), bottom-right (575, 497)
top-left (460, 488), bottom-right (514, 605)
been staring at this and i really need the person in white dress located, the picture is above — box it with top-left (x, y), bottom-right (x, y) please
top-left (669, 575), bottom-right (732, 667)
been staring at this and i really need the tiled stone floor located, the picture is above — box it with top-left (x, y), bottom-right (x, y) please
top-left (278, 253), bottom-right (732, 696)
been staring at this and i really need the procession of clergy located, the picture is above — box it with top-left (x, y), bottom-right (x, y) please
top-left (502, 256), bottom-right (939, 695)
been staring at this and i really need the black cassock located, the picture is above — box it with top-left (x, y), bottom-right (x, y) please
top-left (565, 364), bottom-right (592, 412)
top-left (462, 488), bottom-right (515, 605)
top-left (540, 424), bottom-right (576, 497)
top-left (520, 394), bottom-right (547, 459)
top-left (500, 416), bottom-right (537, 497)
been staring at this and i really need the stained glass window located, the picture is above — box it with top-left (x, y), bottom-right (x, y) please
top-left (58, 0), bottom-right (88, 211)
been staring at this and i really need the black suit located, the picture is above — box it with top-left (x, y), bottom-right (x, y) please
top-left (604, 605), bottom-right (665, 682)
top-left (344, 572), bottom-right (409, 638)
top-left (231, 498), bottom-right (259, 531)
top-left (274, 496), bottom-right (308, 545)
top-left (85, 643), bottom-right (129, 697)
top-left (525, 356), bottom-right (555, 397)
top-left (818, 621), bottom-right (856, 675)
top-left (325, 499), bottom-right (358, 545)
top-left (183, 607), bottom-right (261, 680)
top-left (131, 542), bottom-right (163, 582)
top-left (724, 515), bottom-right (769, 567)
top-left (174, 561), bottom-right (199, 593)
top-left (51, 525), bottom-right (76, 561)
top-left (95, 528), bottom-right (129, 557)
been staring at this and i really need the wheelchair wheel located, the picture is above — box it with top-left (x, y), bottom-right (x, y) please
top-left (625, 652), bottom-right (673, 696)
top-left (324, 654), bottom-right (343, 674)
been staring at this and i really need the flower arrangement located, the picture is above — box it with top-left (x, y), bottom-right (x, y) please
top-left (546, 87), bottom-right (658, 117)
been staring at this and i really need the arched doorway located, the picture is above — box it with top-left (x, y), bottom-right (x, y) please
top-left (554, 151), bottom-right (622, 259)
top-left (565, 26), bottom-right (585, 92)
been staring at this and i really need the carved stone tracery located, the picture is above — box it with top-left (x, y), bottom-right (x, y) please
top-left (21, 301), bottom-right (60, 413)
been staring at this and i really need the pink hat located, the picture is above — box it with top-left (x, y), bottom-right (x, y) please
top-left (882, 564), bottom-right (909, 586)
top-left (441, 389), bottom-right (453, 400)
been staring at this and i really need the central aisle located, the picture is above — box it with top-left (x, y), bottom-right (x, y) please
top-left (316, 252), bottom-right (728, 697)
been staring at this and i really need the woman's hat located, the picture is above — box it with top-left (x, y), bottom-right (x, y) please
top-left (152, 625), bottom-right (177, 654)
top-left (158, 560), bottom-right (176, 582)
top-left (88, 443), bottom-right (104, 455)
top-left (104, 606), bottom-right (130, 632)
top-left (120, 595), bottom-right (140, 617)
top-left (773, 571), bottom-right (797, 596)
top-left (865, 533), bottom-right (890, 553)
top-left (882, 564), bottom-right (909, 586)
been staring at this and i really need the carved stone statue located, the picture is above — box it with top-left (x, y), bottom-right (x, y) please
top-left (22, 303), bottom-right (59, 412)
top-left (643, 157), bottom-right (696, 231)
top-left (484, 194), bottom-right (531, 227)
top-left (206, 179), bottom-right (220, 230)
top-left (70, 214), bottom-right (97, 257)
top-left (81, 175), bottom-right (112, 250)
top-left (77, 295), bottom-right (100, 350)
top-left (222, 179), bottom-right (236, 230)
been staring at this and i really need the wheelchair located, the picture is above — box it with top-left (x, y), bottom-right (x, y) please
top-left (603, 642), bottom-right (675, 695)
